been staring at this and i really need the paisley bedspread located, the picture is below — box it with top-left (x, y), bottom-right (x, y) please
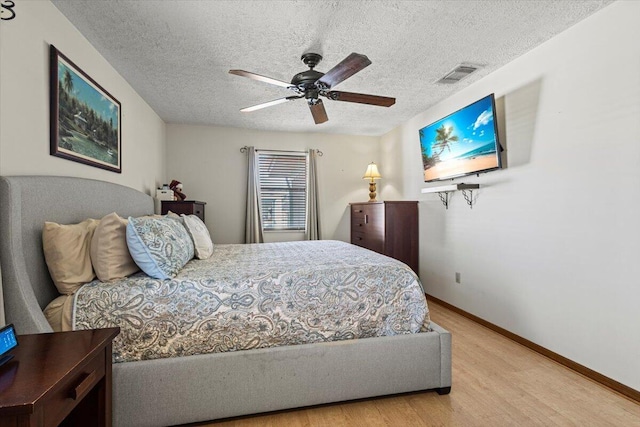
top-left (73, 240), bottom-right (430, 363)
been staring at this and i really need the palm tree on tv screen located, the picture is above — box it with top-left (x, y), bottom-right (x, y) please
top-left (433, 125), bottom-right (459, 158)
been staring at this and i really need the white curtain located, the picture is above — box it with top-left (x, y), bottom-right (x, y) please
top-left (245, 147), bottom-right (264, 243)
top-left (305, 149), bottom-right (321, 240)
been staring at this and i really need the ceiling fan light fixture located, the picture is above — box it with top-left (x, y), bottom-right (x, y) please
top-left (229, 52), bottom-right (395, 124)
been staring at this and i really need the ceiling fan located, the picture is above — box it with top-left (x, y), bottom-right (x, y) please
top-left (229, 52), bottom-right (395, 124)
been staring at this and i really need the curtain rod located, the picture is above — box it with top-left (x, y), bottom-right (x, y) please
top-left (240, 146), bottom-right (323, 156)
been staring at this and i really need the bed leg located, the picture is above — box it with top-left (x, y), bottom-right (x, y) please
top-left (436, 386), bottom-right (451, 395)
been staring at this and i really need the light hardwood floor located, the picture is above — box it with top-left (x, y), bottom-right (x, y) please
top-left (198, 300), bottom-right (640, 426)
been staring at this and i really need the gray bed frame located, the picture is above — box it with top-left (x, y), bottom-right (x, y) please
top-left (0, 176), bottom-right (451, 427)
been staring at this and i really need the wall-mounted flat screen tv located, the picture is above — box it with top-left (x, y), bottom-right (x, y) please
top-left (419, 94), bottom-right (502, 182)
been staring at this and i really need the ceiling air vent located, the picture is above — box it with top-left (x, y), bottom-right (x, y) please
top-left (436, 64), bottom-right (480, 84)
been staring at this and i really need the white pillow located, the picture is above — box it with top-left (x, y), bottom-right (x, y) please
top-left (181, 214), bottom-right (214, 259)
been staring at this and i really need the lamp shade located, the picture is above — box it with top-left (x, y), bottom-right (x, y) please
top-left (362, 162), bottom-right (382, 180)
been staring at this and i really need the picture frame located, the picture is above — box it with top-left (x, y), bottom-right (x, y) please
top-left (50, 45), bottom-right (122, 173)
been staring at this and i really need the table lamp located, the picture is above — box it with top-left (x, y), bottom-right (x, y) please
top-left (362, 162), bottom-right (382, 202)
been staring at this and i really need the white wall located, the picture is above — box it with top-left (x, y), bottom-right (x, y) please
top-left (381, 1), bottom-right (640, 391)
top-left (0, 0), bottom-right (166, 194)
top-left (166, 124), bottom-right (379, 244)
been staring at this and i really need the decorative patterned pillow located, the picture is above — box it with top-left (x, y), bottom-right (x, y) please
top-left (126, 216), bottom-right (194, 279)
top-left (42, 218), bottom-right (99, 294)
top-left (181, 214), bottom-right (214, 259)
top-left (91, 212), bottom-right (140, 281)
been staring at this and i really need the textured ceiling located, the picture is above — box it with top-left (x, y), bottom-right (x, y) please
top-left (51, 0), bottom-right (613, 136)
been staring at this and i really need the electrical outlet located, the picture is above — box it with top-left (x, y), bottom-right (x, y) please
top-left (455, 272), bottom-right (461, 283)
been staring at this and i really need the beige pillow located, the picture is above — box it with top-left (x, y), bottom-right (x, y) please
top-left (43, 295), bottom-right (74, 332)
top-left (181, 214), bottom-right (214, 259)
top-left (91, 212), bottom-right (140, 281)
top-left (43, 218), bottom-right (99, 295)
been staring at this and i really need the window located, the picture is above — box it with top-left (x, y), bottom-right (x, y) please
top-left (258, 151), bottom-right (308, 231)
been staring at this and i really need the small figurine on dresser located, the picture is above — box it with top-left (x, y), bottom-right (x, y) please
top-left (169, 180), bottom-right (186, 201)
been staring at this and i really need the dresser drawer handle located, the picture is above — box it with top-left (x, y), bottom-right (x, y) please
top-left (364, 214), bottom-right (368, 224)
top-left (356, 237), bottom-right (362, 241)
top-left (195, 210), bottom-right (201, 214)
top-left (72, 371), bottom-right (97, 400)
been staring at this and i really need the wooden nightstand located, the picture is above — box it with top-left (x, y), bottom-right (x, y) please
top-left (161, 200), bottom-right (206, 222)
top-left (0, 327), bottom-right (119, 427)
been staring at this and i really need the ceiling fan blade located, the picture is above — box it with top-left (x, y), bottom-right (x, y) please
top-left (325, 91), bottom-right (396, 107)
top-left (315, 53), bottom-right (372, 89)
top-left (240, 96), bottom-right (302, 112)
top-left (229, 69), bottom-right (294, 89)
top-left (309, 100), bottom-right (328, 124)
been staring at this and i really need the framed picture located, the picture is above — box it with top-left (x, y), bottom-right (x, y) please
top-left (50, 45), bottom-right (121, 173)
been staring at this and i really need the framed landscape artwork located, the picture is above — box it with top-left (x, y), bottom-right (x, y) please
top-left (50, 45), bottom-right (122, 173)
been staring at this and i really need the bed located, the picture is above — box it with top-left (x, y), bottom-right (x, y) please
top-left (0, 175), bottom-right (451, 427)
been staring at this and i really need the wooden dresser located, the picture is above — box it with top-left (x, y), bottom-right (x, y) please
top-left (350, 201), bottom-right (419, 274)
top-left (0, 327), bottom-right (119, 427)
top-left (161, 200), bottom-right (206, 222)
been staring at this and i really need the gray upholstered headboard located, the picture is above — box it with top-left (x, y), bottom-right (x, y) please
top-left (0, 176), bottom-right (154, 334)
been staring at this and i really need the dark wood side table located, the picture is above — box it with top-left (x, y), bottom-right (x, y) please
top-left (161, 200), bottom-right (206, 222)
top-left (0, 327), bottom-right (119, 427)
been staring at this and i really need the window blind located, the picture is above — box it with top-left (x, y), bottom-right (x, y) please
top-left (258, 151), bottom-right (307, 231)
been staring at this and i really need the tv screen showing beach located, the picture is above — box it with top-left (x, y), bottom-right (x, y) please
top-left (419, 94), bottom-right (501, 182)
